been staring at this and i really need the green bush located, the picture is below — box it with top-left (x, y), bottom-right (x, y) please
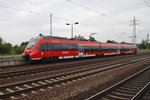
top-left (0, 37), bottom-right (28, 55)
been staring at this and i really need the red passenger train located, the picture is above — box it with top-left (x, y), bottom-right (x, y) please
top-left (22, 34), bottom-right (137, 61)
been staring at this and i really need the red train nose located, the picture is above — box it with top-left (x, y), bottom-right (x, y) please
top-left (25, 48), bottom-right (32, 53)
top-left (22, 48), bottom-right (32, 58)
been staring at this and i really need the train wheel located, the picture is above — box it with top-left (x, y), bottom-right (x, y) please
top-left (50, 57), bottom-right (59, 62)
top-left (24, 55), bottom-right (30, 63)
top-left (41, 58), bottom-right (48, 63)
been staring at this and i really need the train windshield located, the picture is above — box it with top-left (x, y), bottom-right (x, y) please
top-left (26, 36), bottom-right (41, 48)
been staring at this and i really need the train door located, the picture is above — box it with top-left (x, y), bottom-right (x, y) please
top-left (78, 45), bottom-right (84, 56)
top-left (117, 46), bottom-right (120, 54)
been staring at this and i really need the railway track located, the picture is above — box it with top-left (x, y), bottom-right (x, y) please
top-left (0, 54), bottom-right (149, 79)
top-left (140, 82), bottom-right (150, 100)
top-left (0, 52), bottom-right (148, 70)
top-left (85, 66), bottom-right (150, 100)
top-left (0, 56), bottom-right (150, 99)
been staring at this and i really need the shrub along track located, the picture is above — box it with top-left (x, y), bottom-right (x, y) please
top-left (0, 55), bottom-right (150, 99)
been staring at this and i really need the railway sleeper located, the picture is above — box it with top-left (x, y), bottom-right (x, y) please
top-left (103, 94), bottom-right (129, 100)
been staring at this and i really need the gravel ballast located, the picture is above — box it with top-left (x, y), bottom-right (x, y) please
top-left (19, 58), bottom-right (150, 100)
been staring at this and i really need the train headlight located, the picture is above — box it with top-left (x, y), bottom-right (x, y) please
top-left (41, 52), bottom-right (44, 55)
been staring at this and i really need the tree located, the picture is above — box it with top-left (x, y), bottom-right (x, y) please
top-left (13, 45), bottom-right (22, 54)
top-left (0, 36), bottom-right (28, 55)
top-left (0, 37), bottom-right (3, 45)
top-left (106, 40), bottom-right (117, 43)
top-left (12, 41), bottom-right (28, 54)
top-left (138, 39), bottom-right (150, 49)
top-left (89, 36), bottom-right (96, 41)
top-left (3, 43), bottom-right (12, 54)
top-left (74, 35), bottom-right (87, 40)
top-left (0, 37), bottom-right (12, 54)
top-left (89, 33), bottom-right (97, 41)
top-left (20, 41), bottom-right (28, 47)
top-left (120, 41), bottom-right (126, 43)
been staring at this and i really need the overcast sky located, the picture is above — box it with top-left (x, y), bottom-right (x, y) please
top-left (0, 0), bottom-right (150, 45)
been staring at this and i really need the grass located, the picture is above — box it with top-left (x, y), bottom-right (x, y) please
top-left (0, 54), bottom-right (21, 59)
top-left (138, 49), bottom-right (150, 53)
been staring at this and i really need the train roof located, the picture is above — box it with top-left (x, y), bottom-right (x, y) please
top-left (37, 34), bottom-right (135, 46)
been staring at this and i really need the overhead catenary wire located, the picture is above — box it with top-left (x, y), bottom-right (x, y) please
top-left (20, 0), bottom-right (76, 22)
top-left (0, 5), bottom-right (48, 17)
top-left (81, 0), bottom-right (123, 18)
top-left (0, 4), bottom-right (74, 22)
top-left (66, 0), bottom-right (127, 26)
top-left (20, 0), bottom-right (98, 28)
top-left (0, 0), bottom-right (130, 35)
top-left (21, 0), bottom-right (127, 26)
top-left (0, 4), bottom-right (76, 33)
top-left (143, 0), bottom-right (150, 7)
top-left (0, 0), bottom-right (127, 27)
top-left (0, 4), bottom-right (93, 33)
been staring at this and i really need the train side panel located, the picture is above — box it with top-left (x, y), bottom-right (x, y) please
top-left (22, 36), bottom-right (137, 61)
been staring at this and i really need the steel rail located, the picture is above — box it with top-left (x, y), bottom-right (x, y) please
top-left (131, 81), bottom-right (150, 100)
top-left (0, 56), bottom-right (149, 79)
top-left (85, 66), bottom-right (150, 100)
top-left (0, 52), bottom-right (148, 70)
top-left (0, 57), bottom-right (150, 99)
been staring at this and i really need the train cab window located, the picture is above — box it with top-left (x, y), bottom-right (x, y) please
top-left (26, 36), bottom-right (43, 49)
top-left (26, 39), bottom-right (37, 48)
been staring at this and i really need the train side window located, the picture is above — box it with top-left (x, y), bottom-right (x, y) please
top-left (101, 46), bottom-right (104, 52)
top-left (90, 46), bottom-right (94, 52)
top-left (74, 44), bottom-right (78, 50)
top-left (39, 44), bottom-right (44, 51)
top-left (70, 44), bottom-right (78, 50)
top-left (49, 44), bottom-right (53, 51)
top-left (69, 44), bottom-right (74, 50)
top-left (48, 43), bottom-right (65, 51)
top-left (84, 46), bottom-right (89, 52)
top-left (89, 46), bottom-right (98, 52)
top-left (53, 44), bottom-right (59, 50)
top-left (40, 43), bottom-right (48, 51)
top-left (48, 44), bottom-right (51, 50)
top-left (57, 44), bottom-right (62, 50)
top-left (62, 44), bottom-right (69, 50)
top-left (45, 43), bottom-right (49, 51)
top-left (95, 46), bottom-right (99, 52)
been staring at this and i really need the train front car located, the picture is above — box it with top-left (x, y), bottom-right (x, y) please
top-left (22, 36), bottom-right (42, 61)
